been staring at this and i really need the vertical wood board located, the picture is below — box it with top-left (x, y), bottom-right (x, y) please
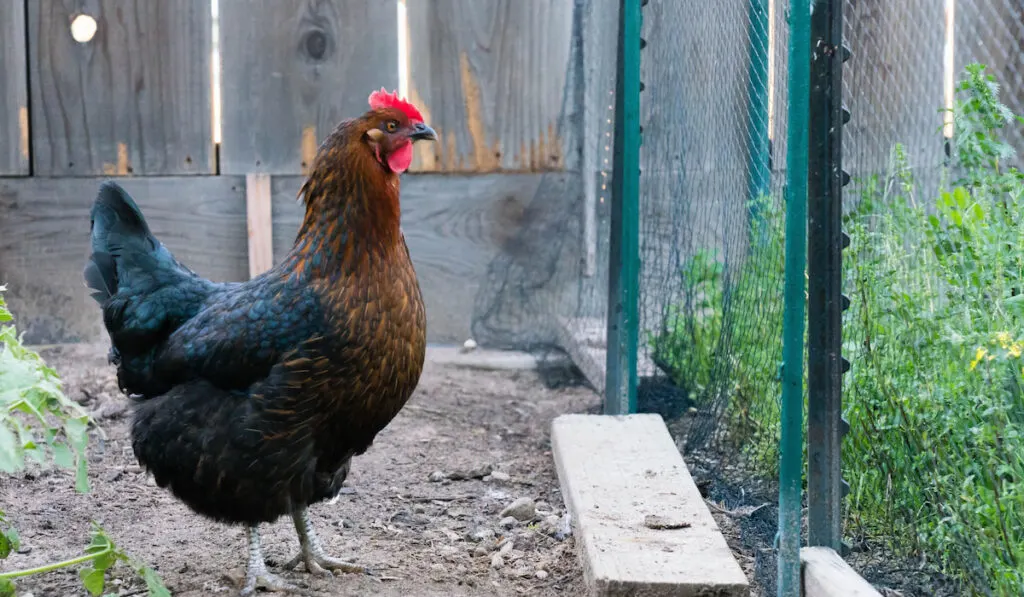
top-left (843, 1), bottom-right (946, 196)
top-left (28, 0), bottom-right (214, 176)
top-left (1, 0), bottom-right (30, 175)
top-left (218, 0), bottom-right (398, 175)
top-left (406, 0), bottom-right (574, 172)
top-left (246, 173), bottom-right (274, 277)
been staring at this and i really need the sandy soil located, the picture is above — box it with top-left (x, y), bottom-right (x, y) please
top-left (2, 344), bottom-right (598, 597)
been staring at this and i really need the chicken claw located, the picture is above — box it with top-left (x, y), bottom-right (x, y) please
top-left (283, 508), bottom-right (369, 576)
top-left (240, 526), bottom-right (311, 597)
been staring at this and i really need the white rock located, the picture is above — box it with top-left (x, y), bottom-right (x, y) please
top-left (500, 497), bottom-right (536, 521)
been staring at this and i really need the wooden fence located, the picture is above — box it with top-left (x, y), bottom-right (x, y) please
top-left (0, 0), bottom-right (578, 346)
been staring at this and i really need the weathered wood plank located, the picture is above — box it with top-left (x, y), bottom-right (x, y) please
top-left (27, 1), bottom-right (214, 176)
top-left (218, 0), bottom-right (398, 175)
top-left (406, 0), bottom-right (574, 172)
top-left (245, 173), bottom-right (273, 277)
top-left (552, 413), bottom-right (750, 596)
top-left (271, 172), bottom-right (571, 344)
top-left (843, 1), bottom-right (946, 197)
top-left (0, 177), bottom-right (247, 344)
top-left (0, 0), bottom-right (29, 175)
top-left (801, 547), bottom-right (882, 597)
top-left (954, 0), bottom-right (1024, 168)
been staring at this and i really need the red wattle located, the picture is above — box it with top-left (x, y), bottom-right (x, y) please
top-left (387, 142), bottom-right (413, 174)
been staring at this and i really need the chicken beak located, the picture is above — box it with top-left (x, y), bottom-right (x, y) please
top-left (409, 122), bottom-right (437, 142)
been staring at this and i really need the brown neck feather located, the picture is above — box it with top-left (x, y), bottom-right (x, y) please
top-left (284, 131), bottom-right (402, 280)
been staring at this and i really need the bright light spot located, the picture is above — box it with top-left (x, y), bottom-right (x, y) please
top-left (70, 14), bottom-right (97, 43)
top-left (397, 0), bottom-right (409, 98)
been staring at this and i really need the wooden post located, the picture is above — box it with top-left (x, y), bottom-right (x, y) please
top-left (246, 173), bottom-right (274, 278)
top-left (0, 0), bottom-right (29, 175)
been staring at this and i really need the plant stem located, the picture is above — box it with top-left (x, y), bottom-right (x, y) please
top-left (0, 546), bottom-right (110, 580)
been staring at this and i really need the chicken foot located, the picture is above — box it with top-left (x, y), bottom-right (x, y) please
top-left (240, 525), bottom-right (310, 597)
top-left (282, 508), bottom-right (368, 576)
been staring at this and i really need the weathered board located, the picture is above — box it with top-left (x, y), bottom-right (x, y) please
top-left (801, 547), bottom-right (882, 597)
top-left (843, 1), bottom-right (946, 197)
top-left (0, 177), bottom-right (248, 344)
top-left (406, 0), bottom-right (574, 172)
top-left (955, 0), bottom-right (1024, 168)
top-left (271, 172), bottom-right (571, 344)
top-left (0, 1), bottom-right (29, 175)
top-left (27, 0), bottom-right (214, 176)
top-left (218, 0), bottom-right (398, 175)
top-left (551, 413), bottom-right (750, 596)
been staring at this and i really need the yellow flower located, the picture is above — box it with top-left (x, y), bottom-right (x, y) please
top-left (1011, 343), bottom-right (1023, 359)
top-left (996, 331), bottom-right (1013, 348)
top-left (971, 346), bottom-right (988, 370)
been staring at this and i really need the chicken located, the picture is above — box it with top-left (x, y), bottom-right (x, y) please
top-left (82, 89), bottom-right (437, 596)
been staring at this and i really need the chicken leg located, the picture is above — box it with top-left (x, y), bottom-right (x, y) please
top-left (240, 526), bottom-right (310, 596)
top-left (282, 508), bottom-right (367, 576)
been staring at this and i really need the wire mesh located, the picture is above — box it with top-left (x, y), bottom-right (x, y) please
top-left (841, 1), bottom-right (1024, 594)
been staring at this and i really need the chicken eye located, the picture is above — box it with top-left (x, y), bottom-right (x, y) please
top-left (385, 120), bottom-right (398, 133)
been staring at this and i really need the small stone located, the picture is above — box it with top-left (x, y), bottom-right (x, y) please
top-left (428, 470), bottom-right (448, 482)
top-left (498, 516), bottom-right (518, 530)
top-left (535, 500), bottom-right (551, 512)
top-left (461, 338), bottom-right (478, 353)
top-left (500, 497), bottom-right (536, 521)
top-left (472, 544), bottom-right (491, 557)
top-left (535, 569), bottom-right (549, 580)
top-left (467, 527), bottom-right (496, 543)
top-left (490, 553), bottom-right (505, 569)
top-left (498, 540), bottom-right (514, 557)
top-left (413, 504), bottom-right (427, 514)
top-left (488, 471), bottom-right (511, 482)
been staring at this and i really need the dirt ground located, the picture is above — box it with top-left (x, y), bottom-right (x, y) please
top-left (1, 344), bottom-right (598, 597)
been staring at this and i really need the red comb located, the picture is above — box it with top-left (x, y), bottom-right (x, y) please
top-left (368, 88), bottom-right (424, 123)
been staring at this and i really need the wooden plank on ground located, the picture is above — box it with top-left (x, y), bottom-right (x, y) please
top-left (405, 0), bottom-right (574, 172)
top-left (271, 172), bottom-right (571, 344)
top-left (0, 176), bottom-right (247, 344)
top-left (245, 173), bottom-right (273, 277)
top-left (801, 547), bottom-right (881, 597)
top-left (218, 0), bottom-right (398, 175)
top-left (27, 0), bottom-right (213, 176)
top-left (552, 413), bottom-right (749, 596)
top-left (0, 0), bottom-right (29, 175)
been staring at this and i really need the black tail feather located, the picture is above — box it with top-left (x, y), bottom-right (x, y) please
top-left (83, 181), bottom-right (157, 305)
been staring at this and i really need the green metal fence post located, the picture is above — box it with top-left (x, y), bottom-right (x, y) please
top-left (747, 0), bottom-right (771, 223)
top-left (779, 0), bottom-right (810, 594)
top-left (806, 0), bottom-right (852, 552)
top-left (604, 0), bottom-right (643, 415)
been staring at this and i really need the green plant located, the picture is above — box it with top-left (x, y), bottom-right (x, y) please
top-left (650, 192), bottom-right (785, 470)
top-left (0, 286), bottom-right (170, 597)
top-left (841, 64), bottom-right (1024, 594)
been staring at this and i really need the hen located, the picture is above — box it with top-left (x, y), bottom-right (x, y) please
top-left (83, 89), bottom-right (436, 595)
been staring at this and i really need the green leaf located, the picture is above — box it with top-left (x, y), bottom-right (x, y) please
top-left (0, 577), bottom-right (15, 597)
top-left (0, 425), bottom-right (22, 474)
top-left (51, 440), bottom-right (74, 469)
top-left (79, 566), bottom-right (106, 596)
top-left (141, 567), bottom-right (172, 597)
